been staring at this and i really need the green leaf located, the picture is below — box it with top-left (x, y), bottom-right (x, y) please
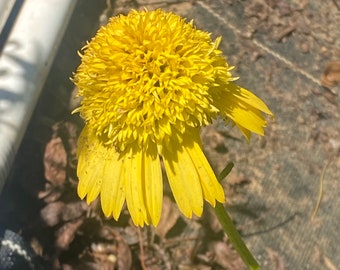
top-left (218, 162), bottom-right (234, 181)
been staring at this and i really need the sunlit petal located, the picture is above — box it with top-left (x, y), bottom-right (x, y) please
top-left (100, 149), bottom-right (125, 220)
top-left (73, 9), bottom-right (272, 226)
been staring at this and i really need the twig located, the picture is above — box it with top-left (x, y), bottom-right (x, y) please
top-left (137, 227), bottom-right (148, 270)
top-left (311, 158), bottom-right (332, 220)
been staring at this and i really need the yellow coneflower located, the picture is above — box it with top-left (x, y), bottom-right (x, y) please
top-left (73, 9), bottom-right (272, 226)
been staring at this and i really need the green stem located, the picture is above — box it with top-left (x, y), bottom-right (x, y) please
top-left (214, 202), bottom-right (261, 270)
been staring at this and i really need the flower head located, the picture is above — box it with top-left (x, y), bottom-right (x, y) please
top-left (73, 9), bottom-right (272, 226)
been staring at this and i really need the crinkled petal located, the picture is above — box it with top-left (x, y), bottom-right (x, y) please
top-left (230, 83), bottom-right (273, 116)
top-left (229, 102), bottom-right (268, 136)
top-left (213, 82), bottom-right (272, 139)
top-left (235, 124), bottom-right (251, 140)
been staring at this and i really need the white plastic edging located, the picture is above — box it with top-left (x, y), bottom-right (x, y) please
top-left (0, 0), bottom-right (77, 192)
top-left (0, 0), bottom-right (16, 33)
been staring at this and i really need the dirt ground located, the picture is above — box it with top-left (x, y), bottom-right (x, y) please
top-left (0, 0), bottom-right (339, 269)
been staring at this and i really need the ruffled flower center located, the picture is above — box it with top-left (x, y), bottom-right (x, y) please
top-left (74, 9), bottom-right (234, 152)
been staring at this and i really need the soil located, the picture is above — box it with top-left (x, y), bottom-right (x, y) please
top-left (0, 0), bottom-right (339, 269)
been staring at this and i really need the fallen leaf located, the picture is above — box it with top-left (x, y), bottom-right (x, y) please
top-left (209, 241), bottom-right (246, 270)
top-left (155, 196), bottom-right (181, 238)
top-left (321, 61), bottom-right (340, 89)
top-left (116, 232), bottom-right (132, 270)
top-left (40, 201), bottom-right (65, 227)
top-left (61, 201), bottom-right (87, 222)
top-left (56, 219), bottom-right (83, 250)
top-left (97, 226), bottom-right (132, 270)
top-left (44, 137), bottom-right (67, 186)
top-left (38, 182), bottom-right (63, 203)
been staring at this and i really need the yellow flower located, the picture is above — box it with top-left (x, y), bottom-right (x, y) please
top-left (73, 9), bottom-right (272, 226)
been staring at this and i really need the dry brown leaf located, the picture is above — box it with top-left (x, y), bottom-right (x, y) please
top-left (196, 265), bottom-right (212, 270)
top-left (38, 182), bottom-right (63, 203)
top-left (44, 137), bottom-right (67, 186)
top-left (97, 226), bottom-right (132, 270)
top-left (209, 241), bottom-right (246, 270)
top-left (61, 121), bottom-right (79, 166)
top-left (155, 196), bottom-right (181, 238)
top-left (55, 219), bottom-right (83, 250)
top-left (61, 201), bottom-right (87, 222)
top-left (116, 232), bottom-right (132, 270)
top-left (321, 61), bottom-right (340, 89)
top-left (40, 201), bottom-right (65, 227)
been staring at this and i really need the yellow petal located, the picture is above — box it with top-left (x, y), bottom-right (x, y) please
top-left (143, 144), bottom-right (163, 226)
top-left (211, 82), bottom-right (272, 139)
top-left (229, 102), bottom-right (268, 136)
top-left (124, 149), bottom-right (149, 226)
top-left (230, 82), bottom-right (273, 116)
top-left (161, 135), bottom-right (204, 218)
top-left (100, 149), bottom-right (125, 220)
top-left (235, 124), bottom-right (251, 141)
top-left (214, 91), bottom-right (269, 136)
top-left (76, 127), bottom-right (92, 199)
top-left (185, 130), bottom-right (225, 206)
top-left (77, 127), bottom-right (105, 203)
